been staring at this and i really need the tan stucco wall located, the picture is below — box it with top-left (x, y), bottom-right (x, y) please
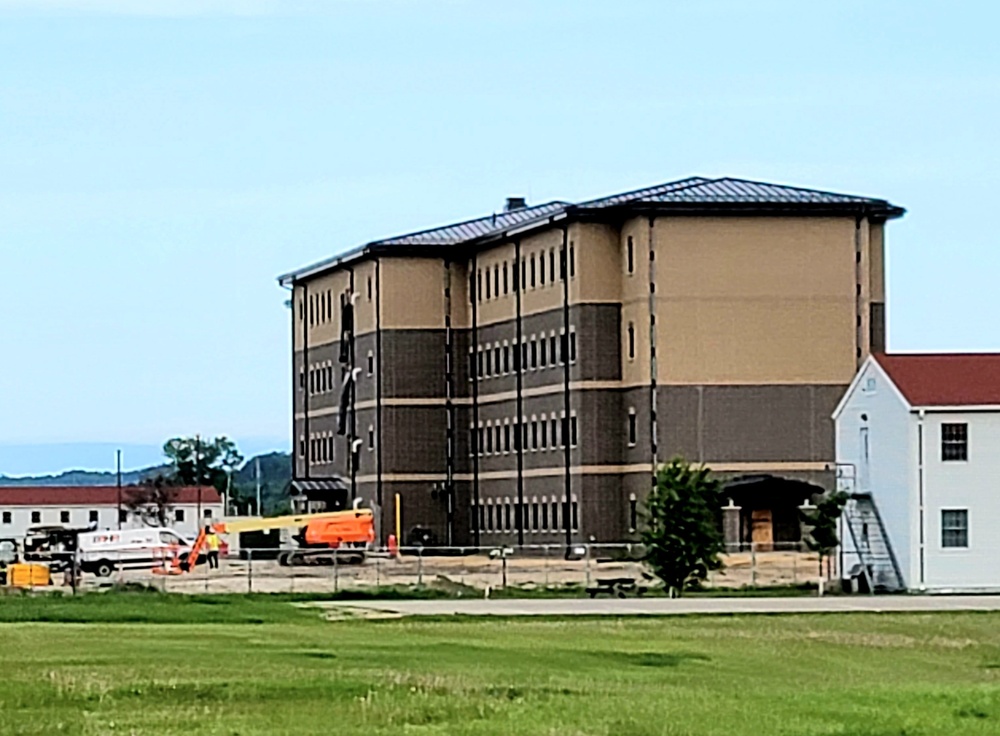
top-left (474, 243), bottom-right (517, 327)
top-left (572, 222), bottom-right (621, 304)
top-left (380, 257), bottom-right (447, 330)
top-left (652, 217), bottom-right (861, 385)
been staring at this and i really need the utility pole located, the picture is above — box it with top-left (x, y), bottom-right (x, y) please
top-left (195, 434), bottom-right (202, 530)
top-left (255, 456), bottom-right (262, 517)
top-left (116, 449), bottom-right (122, 530)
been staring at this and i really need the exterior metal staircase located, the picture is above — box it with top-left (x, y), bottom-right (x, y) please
top-left (842, 493), bottom-right (905, 592)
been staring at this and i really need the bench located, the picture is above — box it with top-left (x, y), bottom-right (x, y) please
top-left (586, 577), bottom-right (649, 599)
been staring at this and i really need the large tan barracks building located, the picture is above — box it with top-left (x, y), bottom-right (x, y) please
top-left (279, 177), bottom-right (904, 548)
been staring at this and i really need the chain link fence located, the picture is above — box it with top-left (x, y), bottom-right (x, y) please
top-left (43, 542), bottom-right (821, 595)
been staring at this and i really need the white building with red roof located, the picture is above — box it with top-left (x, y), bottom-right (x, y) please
top-left (0, 486), bottom-right (223, 541)
top-left (833, 353), bottom-right (1000, 592)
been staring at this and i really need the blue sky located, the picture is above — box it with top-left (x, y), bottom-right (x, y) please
top-left (1, 0), bottom-right (998, 474)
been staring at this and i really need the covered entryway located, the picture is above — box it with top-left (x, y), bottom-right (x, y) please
top-left (722, 475), bottom-right (825, 550)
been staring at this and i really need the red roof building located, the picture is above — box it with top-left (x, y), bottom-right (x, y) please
top-left (873, 353), bottom-right (1000, 407)
top-left (0, 486), bottom-right (222, 506)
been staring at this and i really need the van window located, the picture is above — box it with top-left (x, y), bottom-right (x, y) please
top-left (159, 531), bottom-right (184, 546)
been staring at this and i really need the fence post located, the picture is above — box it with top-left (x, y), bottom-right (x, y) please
top-left (585, 543), bottom-right (592, 587)
top-left (375, 555), bottom-right (381, 588)
top-left (417, 547), bottom-right (424, 588)
top-left (792, 548), bottom-right (798, 586)
top-left (750, 543), bottom-right (757, 588)
top-left (247, 549), bottom-right (253, 594)
top-left (333, 549), bottom-right (339, 593)
top-left (543, 544), bottom-right (550, 588)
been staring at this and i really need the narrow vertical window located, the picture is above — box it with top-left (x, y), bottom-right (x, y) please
top-left (627, 322), bottom-right (635, 360)
top-left (530, 255), bottom-right (536, 287)
top-left (629, 495), bottom-right (638, 532)
top-left (494, 265), bottom-right (499, 297)
top-left (540, 415), bottom-right (548, 449)
top-left (368, 426), bottom-right (375, 450)
top-left (503, 344), bottom-right (510, 373)
top-left (540, 338), bottom-right (547, 367)
top-left (569, 330), bottom-right (577, 363)
top-left (503, 262), bottom-right (508, 294)
top-left (569, 243), bottom-right (575, 277)
top-left (367, 277), bottom-right (372, 301)
top-left (504, 423), bottom-right (511, 453)
top-left (530, 339), bottom-right (538, 369)
top-left (531, 420), bottom-right (538, 450)
top-left (550, 335), bottom-right (557, 366)
top-left (521, 259), bottom-right (526, 290)
top-left (477, 270), bottom-right (483, 302)
top-left (512, 258), bottom-right (519, 291)
top-left (627, 236), bottom-right (634, 273)
top-left (549, 249), bottom-right (555, 281)
top-left (539, 253), bottom-right (546, 285)
top-left (494, 346), bottom-right (501, 374)
top-left (570, 414), bottom-right (578, 447)
top-left (628, 409), bottom-right (637, 446)
top-left (485, 268), bottom-right (491, 299)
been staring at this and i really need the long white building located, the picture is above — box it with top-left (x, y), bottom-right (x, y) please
top-left (0, 485), bottom-right (224, 541)
top-left (834, 353), bottom-right (1000, 592)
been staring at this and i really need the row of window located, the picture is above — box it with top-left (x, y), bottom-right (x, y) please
top-left (474, 246), bottom-right (576, 303)
top-left (473, 413), bottom-right (578, 456)
top-left (476, 496), bottom-right (579, 534)
top-left (301, 279), bottom-right (374, 327)
top-left (0, 508), bottom-right (213, 525)
top-left (302, 353), bottom-right (376, 395)
top-left (302, 428), bottom-right (377, 463)
top-left (472, 330), bottom-right (576, 380)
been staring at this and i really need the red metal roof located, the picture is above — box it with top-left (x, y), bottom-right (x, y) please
top-left (0, 486), bottom-right (222, 507)
top-left (875, 353), bottom-right (1000, 407)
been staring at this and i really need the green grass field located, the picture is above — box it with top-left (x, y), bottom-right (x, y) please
top-left (2, 593), bottom-right (1000, 735)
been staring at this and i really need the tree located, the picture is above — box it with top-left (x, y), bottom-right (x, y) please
top-left (162, 436), bottom-right (244, 495)
top-left (641, 458), bottom-right (726, 596)
top-left (800, 490), bottom-right (848, 579)
top-left (124, 475), bottom-right (179, 528)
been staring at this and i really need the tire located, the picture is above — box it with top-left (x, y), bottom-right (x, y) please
top-left (94, 560), bottom-right (114, 578)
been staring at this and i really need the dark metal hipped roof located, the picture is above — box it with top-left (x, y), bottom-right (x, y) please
top-left (279, 176), bottom-right (904, 284)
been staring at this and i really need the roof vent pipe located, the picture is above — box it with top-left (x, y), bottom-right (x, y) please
top-left (505, 197), bottom-right (527, 212)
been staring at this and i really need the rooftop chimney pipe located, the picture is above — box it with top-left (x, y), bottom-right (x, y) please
top-left (505, 197), bottom-right (527, 212)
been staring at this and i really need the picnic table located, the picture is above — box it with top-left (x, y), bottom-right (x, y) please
top-left (586, 576), bottom-right (649, 599)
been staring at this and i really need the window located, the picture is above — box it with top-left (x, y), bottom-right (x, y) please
top-left (503, 262), bottom-right (508, 294)
top-left (478, 504), bottom-right (485, 532)
top-left (941, 509), bottom-right (968, 548)
top-left (540, 414), bottom-right (548, 449)
top-left (531, 419), bottom-right (539, 450)
top-left (1, 511), bottom-right (10, 524)
top-left (539, 253), bottom-right (545, 285)
top-left (627, 322), bottom-right (635, 360)
top-left (514, 419), bottom-right (521, 451)
top-left (569, 330), bottom-right (577, 363)
top-left (521, 259), bottom-right (526, 290)
top-left (522, 419), bottom-right (529, 451)
top-left (560, 332), bottom-right (567, 363)
top-left (503, 344), bottom-right (510, 373)
top-left (487, 503), bottom-right (495, 532)
top-left (561, 415), bottom-right (568, 447)
top-left (31, 511), bottom-right (40, 524)
top-left (328, 437), bottom-right (335, 462)
top-left (571, 414), bottom-right (578, 447)
top-left (368, 425), bottom-right (375, 450)
top-left (204, 508), bottom-right (213, 519)
top-left (485, 347), bottom-right (492, 377)
top-left (175, 509), bottom-right (186, 523)
top-left (629, 494), bottom-right (638, 532)
top-left (119, 509), bottom-right (128, 524)
top-left (551, 418), bottom-right (558, 447)
top-left (327, 290), bottom-right (332, 321)
top-left (550, 335), bottom-right (557, 366)
top-left (299, 438), bottom-right (306, 458)
top-left (530, 254), bottom-right (536, 287)
top-left (477, 349), bottom-right (483, 380)
top-left (60, 510), bottom-right (70, 524)
top-left (540, 336), bottom-right (547, 367)
top-left (627, 236), bottom-right (634, 273)
top-left (367, 351), bottom-right (374, 375)
top-left (541, 499), bottom-right (549, 531)
top-left (504, 423), bottom-right (511, 453)
top-left (505, 502), bottom-right (513, 531)
top-left (468, 350), bottom-right (475, 381)
top-left (485, 268), bottom-right (491, 299)
top-left (549, 249), bottom-right (555, 282)
top-left (551, 501), bottom-right (559, 530)
top-left (486, 424), bottom-right (493, 454)
top-left (521, 342), bottom-right (528, 372)
top-left (478, 427), bottom-right (485, 456)
top-left (308, 295), bottom-right (314, 326)
top-left (571, 499), bottom-right (579, 530)
top-left (530, 339), bottom-right (538, 369)
top-left (495, 425), bottom-right (501, 454)
top-left (494, 265), bottom-right (499, 297)
top-left (569, 244), bottom-right (575, 277)
top-left (367, 277), bottom-right (372, 301)
top-left (298, 368), bottom-right (305, 389)
top-left (942, 423), bottom-right (968, 461)
top-left (477, 270), bottom-right (483, 301)
top-left (559, 247), bottom-right (566, 279)
top-left (494, 346), bottom-right (501, 374)
top-left (532, 502), bottom-right (540, 531)
top-left (470, 426), bottom-right (477, 456)
top-left (628, 409), bottom-right (637, 446)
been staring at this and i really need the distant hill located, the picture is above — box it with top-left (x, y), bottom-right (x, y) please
top-left (0, 453), bottom-right (293, 515)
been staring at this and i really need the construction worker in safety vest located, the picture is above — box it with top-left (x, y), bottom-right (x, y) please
top-left (204, 526), bottom-right (221, 570)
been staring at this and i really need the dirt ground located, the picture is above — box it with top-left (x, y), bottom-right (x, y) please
top-left (70, 550), bottom-right (824, 594)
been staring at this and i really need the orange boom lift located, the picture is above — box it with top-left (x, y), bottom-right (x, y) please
top-left (182, 505), bottom-right (375, 571)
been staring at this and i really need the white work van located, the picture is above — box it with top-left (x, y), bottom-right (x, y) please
top-left (77, 527), bottom-right (194, 577)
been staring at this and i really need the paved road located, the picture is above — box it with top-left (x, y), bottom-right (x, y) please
top-left (318, 595), bottom-right (1000, 618)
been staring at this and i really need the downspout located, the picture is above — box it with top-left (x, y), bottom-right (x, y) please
top-left (470, 253), bottom-right (481, 547)
top-left (561, 227), bottom-right (572, 548)
top-left (348, 266), bottom-right (357, 501)
top-left (854, 217), bottom-right (864, 368)
top-left (303, 281), bottom-right (311, 480)
top-left (284, 282), bottom-right (297, 483)
top-left (375, 258), bottom-right (384, 536)
top-left (444, 259), bottom-right (456, 547)
top-left (917, 409), bottom-right (926, 589)
top-left (515, 240), bottom-right (525, 547)
top-left (648, 217), bottom-right (658, 474)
